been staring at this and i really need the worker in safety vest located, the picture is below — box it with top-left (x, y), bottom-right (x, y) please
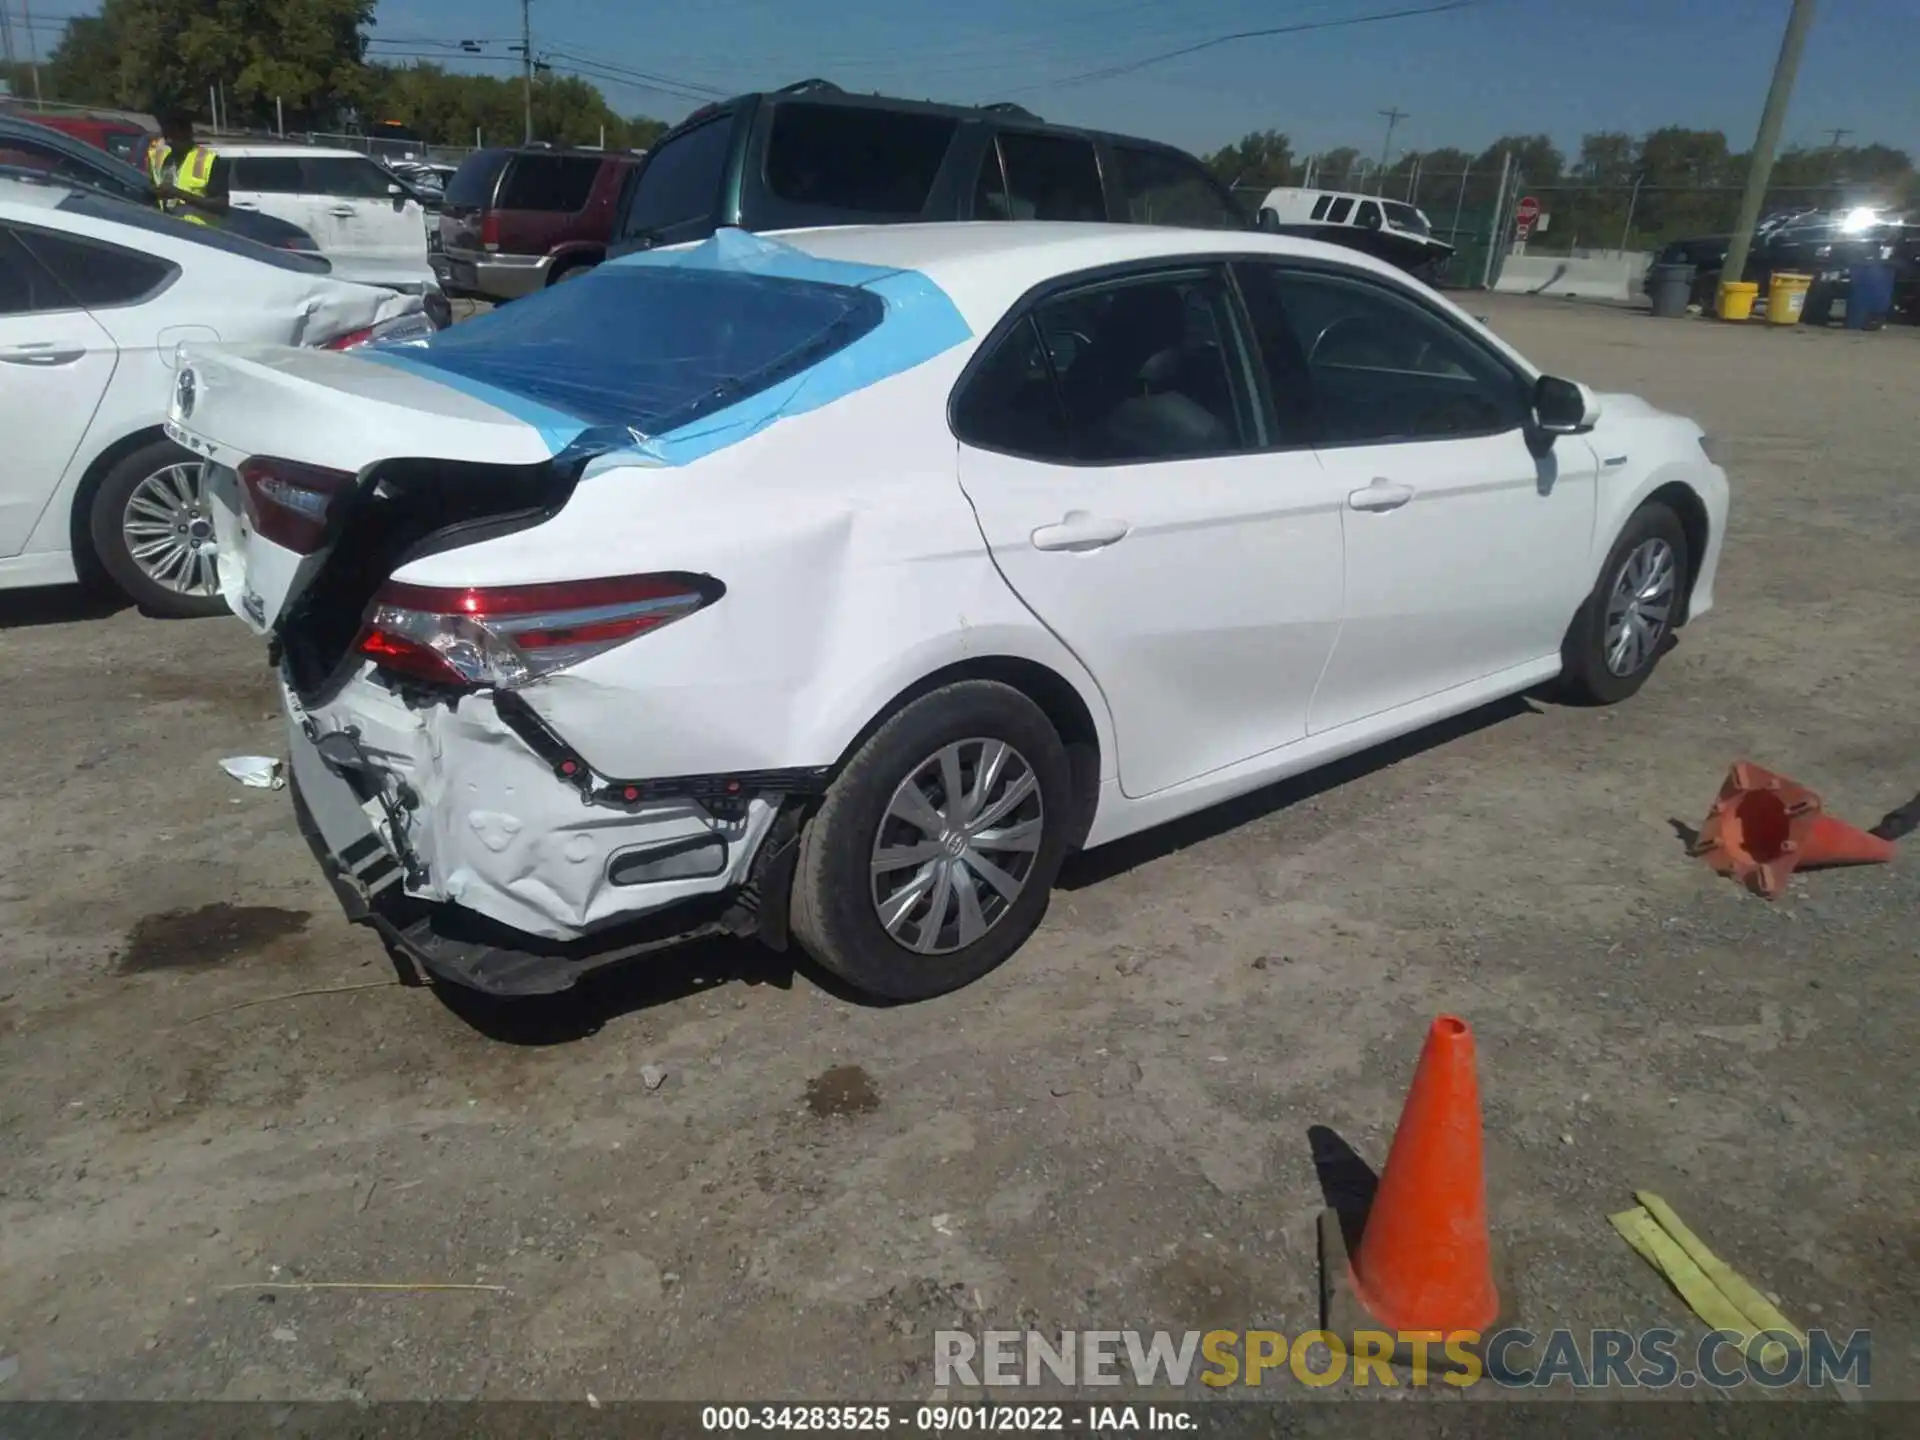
top-left (146, 109), bottom-right (229, 224)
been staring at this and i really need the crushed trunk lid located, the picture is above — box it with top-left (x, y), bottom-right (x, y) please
top-left (166, 344), bottom-right (572, 633)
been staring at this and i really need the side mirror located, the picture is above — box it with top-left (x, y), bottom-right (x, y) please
top-left (1533, 375), bottom-right (1601, 436)
top-left (387, 181), bottom-right (405, 197)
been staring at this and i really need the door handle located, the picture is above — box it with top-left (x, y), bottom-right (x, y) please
top-left (1347, 478), bottom-right (1415, 512)
top-left (0, 344), bottom-right (85, 366)
top-left (1031, 510), bottom-right (1131, 552)
top-left (328, 205), bottom-right (357, 217)
top-left (232, 200), bottom-right (259, 210)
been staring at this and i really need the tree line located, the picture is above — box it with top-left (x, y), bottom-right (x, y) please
top-left (1205, 128), bottom-right (1916, 249)
top-left (1, 0), bottom-right (667, 151)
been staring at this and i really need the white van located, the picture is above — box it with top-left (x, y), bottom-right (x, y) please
top-left (1259, 186), bottom-right (1454, 280)
top-left (207, 143), bottom-right (436, 293)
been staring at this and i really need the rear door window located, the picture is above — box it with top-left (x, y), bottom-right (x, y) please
top-left (763, 102), bottom-right (956, 215)
top-left (55, 190), bottom-right (330, 272)
top-left (226, 157), bottom-right (307, 194)
top-left (14, 225), bottom-right (178, 307)
top-left (1325, 197), bottom-right (1354, 223)
top-left (0, 225), bottom-right (70, 314)
top-left (302, 156), bottom-right (400, 200)
top-left (496, 155), bottom-right (603, 212)
top-left (1109, 145), bottom-right (1242, 229)
top-left (1355, 200), bottom-right (1382, 230)
top-left (995, 132), bottom-right (1105, 222)
top-left (1310, 195), bottom-right (1332, 220)
top-left (620, 119), bottom-right (731, 236)
top-left (956, 268), bottom-right (1256, 463)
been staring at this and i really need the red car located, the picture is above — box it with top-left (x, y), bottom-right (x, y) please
top-left (434, 145), bottom-right (641, 299)
top-left (11, 111), bottom-right (151, 165)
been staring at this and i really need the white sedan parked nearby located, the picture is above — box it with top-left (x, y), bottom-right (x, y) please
top-left (171, 223), bottom-right (1728, 999)
top-left (0, 175), bottom-right (433, 615)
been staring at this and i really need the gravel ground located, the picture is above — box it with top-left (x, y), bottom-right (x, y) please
top-left (0, 295), bottom-right (1914, 1406)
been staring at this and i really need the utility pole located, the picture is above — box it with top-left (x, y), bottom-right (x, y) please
top-left (1377, 107), bottom-right (1407, 193)
top-left (520, 0), bottom-right (534, 144)
top-left (1822, 125), bottom-right (1851, 193)
top-left (1, 0), bottom-right (16, 70)
top-left (1718, 0), bottom-right (1819, 311)
top-left (20, 0), bottom-right (42, 103)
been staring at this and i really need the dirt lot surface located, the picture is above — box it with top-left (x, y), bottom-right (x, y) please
top-left (0, 296), bottom-right (1915, 1405)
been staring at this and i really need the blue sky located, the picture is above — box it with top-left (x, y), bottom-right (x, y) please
top-left (24, 0), bottom-right (1920, 158)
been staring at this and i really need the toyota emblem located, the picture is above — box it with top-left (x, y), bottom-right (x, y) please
top-left (175, 367), bottom-right (196, 419)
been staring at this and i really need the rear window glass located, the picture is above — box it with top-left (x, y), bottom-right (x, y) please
top-left (55, 191), bottom-right (330, 272)
top-left (496, 155), bottom-right (602, 212)
top-left (764, 103), bottom-right (956, 215)
top-left (444, 150), bottom-right (511, 208)
top-left (389, 265), bottom-right (884, 439)
top-left (1325, 197), bottom-right (1354, 223)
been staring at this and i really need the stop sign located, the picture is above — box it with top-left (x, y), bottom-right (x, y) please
top-left (1516, 195), bottom-right (1541, 237)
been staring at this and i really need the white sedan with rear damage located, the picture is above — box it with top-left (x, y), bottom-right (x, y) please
top-left (169, 223), bottom-right (1728, 1001)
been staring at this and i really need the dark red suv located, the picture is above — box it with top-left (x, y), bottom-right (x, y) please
top-left (434, 145), bottom-right (641, 300)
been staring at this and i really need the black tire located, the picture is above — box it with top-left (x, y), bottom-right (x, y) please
top-left (1557, 501), bottom-right (1690, 706)
top-left (548, 257), bottom-right (598, 285)
top-left (789, 681), bottom-right (1074, 1001)
top-left (86, 438), bottom-right (229, 618)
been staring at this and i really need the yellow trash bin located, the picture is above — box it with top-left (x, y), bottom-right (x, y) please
top-left (1717, 281), bottom-right (1759, 321)
top-left (1767, 271), bottom-right (1812, 325)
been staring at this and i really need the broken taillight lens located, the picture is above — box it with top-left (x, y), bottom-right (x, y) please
top-left (356, 574), bottom-right (720, 689)
top-left (236, 457), bottom-right (357, 554)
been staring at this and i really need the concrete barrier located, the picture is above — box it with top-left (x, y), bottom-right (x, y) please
top-left (1494, 254), bottom-right (1650, 301)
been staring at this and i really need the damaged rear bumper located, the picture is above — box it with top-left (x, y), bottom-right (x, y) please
top-left (282, 667), bottom-right (820, 995)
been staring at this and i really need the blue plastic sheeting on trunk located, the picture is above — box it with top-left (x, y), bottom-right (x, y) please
top-left (361, 229), bottom-right (973, 463)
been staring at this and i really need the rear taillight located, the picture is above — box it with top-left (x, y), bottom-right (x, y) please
top-left (480, 211), bottom-right (499, 251)
top-left (356, 574), bottom-right (720, 689)
top-left (237, 457), bottom-right (357, 554)
top-left (321, 325), bottom-right (377, 351)
top-left (317, 311), bottom-right (438, 352)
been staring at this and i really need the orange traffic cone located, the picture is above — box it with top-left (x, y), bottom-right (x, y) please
top-left (1691, 762), bottom-right (1896, 898)
top-left (1318, 1016), bottom-right (1511, 1375)
top-left (1346, 1015), bottom-right (1500, 1335)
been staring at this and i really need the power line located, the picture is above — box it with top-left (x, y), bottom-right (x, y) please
top-left (1022, 0), bottom-right (1477, 91)
top-left (540, 48), bottom-right (728, 98)
top-left (370, 49), bottom-right (720, 107)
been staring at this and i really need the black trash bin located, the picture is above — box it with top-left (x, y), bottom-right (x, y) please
top-left (1648, 261), bottom-right (1696, 318)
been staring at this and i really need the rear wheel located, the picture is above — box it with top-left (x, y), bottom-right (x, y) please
top-left (790, 682), bottom-right (1074, 1001)
top-left (548, 257), bottom-right (598, 285)
top-left (87, 438), bottom-right (228, 618)
top-left (1557, 501), bottom-right (1689, 705)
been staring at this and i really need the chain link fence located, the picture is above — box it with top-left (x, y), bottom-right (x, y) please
top-left (1229, 156), bottom-right (1917, 292)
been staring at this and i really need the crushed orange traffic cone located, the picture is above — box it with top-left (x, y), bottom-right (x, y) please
top-left (1319, 1016), bottom-right (1507, 1368)
top-left (1690, 762), bottom-right (1897, 899)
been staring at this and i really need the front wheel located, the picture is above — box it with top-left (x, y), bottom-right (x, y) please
top-left (87, 439), bottom-right (228, 618)
top-left (789, 681), bottom-right (1074, 1001)
top-left (1557, 502), bottom-right (1690, 705)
